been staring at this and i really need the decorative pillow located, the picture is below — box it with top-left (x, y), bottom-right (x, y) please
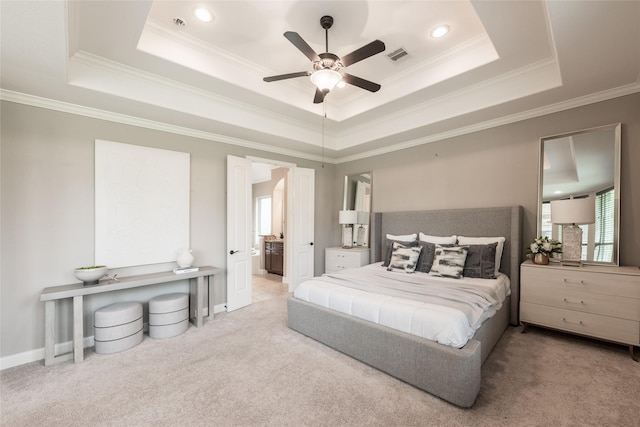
top-left (415, 241), bottom-right (436, 273)
top-left (463, 243), bottom-right (498, 279)
top-left (387, 242), bottom-right (423, 273)
top-left (428, 245), bottom-right (469, 279)
top-left (457, 236), bottom-right (505, 274)
top-left (382, 233), bottom-right (418, 267)
top-left (419, 233), bottom-right (457, 244)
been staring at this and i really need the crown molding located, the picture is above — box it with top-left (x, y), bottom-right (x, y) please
top-left (335, 82), bottom-right (640, 164)
top-left (0, 89), bottom-right (332, 164)
top-left (3, 82), bottom-right (638, 166)
top-left (335, 57), bottom-right (562, 150)
top-left (69, 51), bottom-right (331, 149)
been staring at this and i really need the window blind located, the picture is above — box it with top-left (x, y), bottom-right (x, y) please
top-left (594, 188), bottom-right (615, 262)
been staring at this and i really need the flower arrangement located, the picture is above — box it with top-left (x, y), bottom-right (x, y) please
top-left (527, 236), bottom-right (562, 256)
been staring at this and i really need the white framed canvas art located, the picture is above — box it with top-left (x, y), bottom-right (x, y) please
top-left (95, 140), bottom-right (190, 268)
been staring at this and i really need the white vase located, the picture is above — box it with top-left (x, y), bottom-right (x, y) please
top-left (176, 248), bottom-right (194, 268)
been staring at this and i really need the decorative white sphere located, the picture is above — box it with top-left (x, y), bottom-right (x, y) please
top-left (176, 248), bottom-right (194, 268)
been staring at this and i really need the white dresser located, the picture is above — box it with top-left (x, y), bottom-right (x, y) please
top-left (325, 247), bottom-right (370, 274)
top-left (520, 259), bottom-right (640, 360)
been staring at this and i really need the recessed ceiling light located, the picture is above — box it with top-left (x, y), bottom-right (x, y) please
top-left (554, 190), bottom-right (563, 194)
top-left (193, 8), bottom-right (214, 23)
top-left (430, 25), bottom-right (450, 38)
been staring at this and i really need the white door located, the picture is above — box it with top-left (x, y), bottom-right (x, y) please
top-left (290, 167), bottom-right (315, 290)
top-left (226, 155), bottom-right (252, 311)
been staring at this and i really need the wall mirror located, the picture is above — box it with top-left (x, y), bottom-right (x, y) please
top-left (538, 123), bottom-right (621, 265)
top-left (343, 172), bottom-right (372, 247)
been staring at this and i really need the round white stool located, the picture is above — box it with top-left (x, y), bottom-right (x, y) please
top-left (148, 293), bottom-right (189, 339)
top-left (94, 301), bottom-right (143, 354)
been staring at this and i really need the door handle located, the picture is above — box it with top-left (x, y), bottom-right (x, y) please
top-left (229, 250), bottom-right (238, 255)
top-left (309, 242), bottom-right (314, 246)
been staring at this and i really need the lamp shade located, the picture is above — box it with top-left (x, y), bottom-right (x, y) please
top-left (310, 69), bottom-right (341, 92)
top-left (338, 210), bottom-right (358, 225)
top-left (356, 211), bottom-right (370, 225)
top-left (550, 198), bottom-right (595, 225)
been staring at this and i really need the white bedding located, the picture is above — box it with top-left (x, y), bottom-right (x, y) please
top-left (293, 262), bottom-right (510, 348)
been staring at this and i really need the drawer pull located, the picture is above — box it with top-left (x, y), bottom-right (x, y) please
top-left (562, 298), bottom-right (584, 304)
top-left (562, 278), bottom-right (585, 285)
top-left (562, 317), bottom-right (584, 325)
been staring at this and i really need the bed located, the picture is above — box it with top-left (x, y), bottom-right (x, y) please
top-left (287, 206), bottom-right (523, 407)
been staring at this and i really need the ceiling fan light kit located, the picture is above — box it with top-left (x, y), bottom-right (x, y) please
top-left (310, 69), bottom-right (342, 92)
top-left (263, 15), bottom-right (385, 103)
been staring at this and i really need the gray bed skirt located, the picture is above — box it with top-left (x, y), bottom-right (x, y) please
top-left (287, 296), bottom-right (509, 408)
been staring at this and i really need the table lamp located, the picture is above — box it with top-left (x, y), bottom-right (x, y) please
top-left (339, 210), bottom-right (358, 248)
top-left (550, 197), bottom-right (595, 266)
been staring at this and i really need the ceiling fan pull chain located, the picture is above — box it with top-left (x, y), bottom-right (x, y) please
top-left (322, 102), bottom-right (326, 168)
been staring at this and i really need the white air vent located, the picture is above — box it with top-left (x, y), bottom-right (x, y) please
top-left (387, 48), bottom-right (408, 62)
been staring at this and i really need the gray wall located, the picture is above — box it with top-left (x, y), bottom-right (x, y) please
top-left (2, 92), bottom-right (639, 363)
top-left (0, 101), bottom-right (337, 360)
top-left (337, 93), bottom-right (640, 268)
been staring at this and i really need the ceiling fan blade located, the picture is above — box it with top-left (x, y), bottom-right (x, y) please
top-left (340, 40), bottom-right (386, 67)
top-left (284, 31), bottom-right (321, 62)
top-left (342, 73), bottom-right (381, 92)
top-left (313, 88), bottom-right (326, 104)
top-left (263, 71), bottom-right (311, 82)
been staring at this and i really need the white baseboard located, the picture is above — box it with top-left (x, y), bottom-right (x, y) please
top-left (212, 303), bottom-right (226, 314)
top-left (0, 335), bottom-right (96, 371)
top-left (1, 306), bottom-right (223, 370)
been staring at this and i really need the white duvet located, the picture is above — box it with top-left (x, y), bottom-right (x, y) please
top-left (293, 262), bottom-right (510, 348)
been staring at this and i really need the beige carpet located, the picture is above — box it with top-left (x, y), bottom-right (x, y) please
top-left (2, 283), bottom-right (639, 426)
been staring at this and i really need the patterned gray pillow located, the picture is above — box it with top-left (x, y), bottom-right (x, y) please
top-left (463, 243), bottom-right (498, 279)
top-left (428, 245), bottom-right (469, 279)
top-left (382, 238), bottom-right (418, 267)
top-left (415, 241), bottom-right (436, 273)
top-left (387, 242), bottom-right (423, 273)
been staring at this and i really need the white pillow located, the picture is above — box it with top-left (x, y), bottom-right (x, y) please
top-left (419, 232), bottom-right (457, 244)
top-left (386, 233), bottom-right (417, 242)
top-left (457, 236), bottom-right (506, 274)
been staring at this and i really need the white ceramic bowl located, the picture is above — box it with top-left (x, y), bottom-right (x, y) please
top-left (74, 266), bottom-right (108, 284)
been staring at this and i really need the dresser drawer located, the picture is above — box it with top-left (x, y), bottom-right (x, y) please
top-left (521, 282), bottom-right (640, 321)
top-left (325, 248), bottom-right (370, 273)
top-left (521, 265), bottom-right (640, 299)
top-left (326, 251), bottom-right (361, 266)
top-left (521, 302), bottom-right (640, 345)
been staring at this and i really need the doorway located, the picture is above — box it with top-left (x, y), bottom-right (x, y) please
top-left (226, 155), bottom-right (315, 312)
top-left (251, 162), bottom-right (288, 301)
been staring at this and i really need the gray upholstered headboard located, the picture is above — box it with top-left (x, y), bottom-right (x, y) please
top-left (370, 206), bottom-right (523, 325)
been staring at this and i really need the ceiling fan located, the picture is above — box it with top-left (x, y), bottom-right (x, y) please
top-left (263, 15), bottom-right (386, 104)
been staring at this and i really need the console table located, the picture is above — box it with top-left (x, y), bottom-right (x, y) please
top-left (40, 266), bottom-right (221, 366)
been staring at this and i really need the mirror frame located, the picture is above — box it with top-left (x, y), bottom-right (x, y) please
top-left (537, 123), bottom-right (621, 265)
top-left (343, 172), bottom-right (372, 247)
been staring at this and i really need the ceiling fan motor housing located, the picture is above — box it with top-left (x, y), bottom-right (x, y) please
top-left (320, 15), bottom-right (334, 30)
top-left (314, 53), bottom-right (342, 71)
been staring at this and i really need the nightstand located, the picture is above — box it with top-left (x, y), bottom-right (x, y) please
top-left (325, 247), bottom-right (370, 274)
top-left (520, 259), bottom-right (640, 361)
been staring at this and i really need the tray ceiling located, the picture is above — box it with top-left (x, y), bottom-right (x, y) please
top-left (1, 1), bottom-right (639, 162)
